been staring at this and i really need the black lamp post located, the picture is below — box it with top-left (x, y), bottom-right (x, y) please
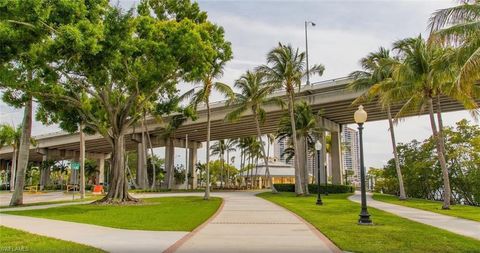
top-left (315, 140), bottom-right (323, 205)
top-left (354, 105), bottom-right (372, 225)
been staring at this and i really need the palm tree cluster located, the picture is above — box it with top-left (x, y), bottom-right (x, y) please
top-left (349, 1), bottom-right (479, 209)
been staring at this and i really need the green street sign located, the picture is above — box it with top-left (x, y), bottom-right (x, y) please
top-left (71, 162), bottom-right (80, 170)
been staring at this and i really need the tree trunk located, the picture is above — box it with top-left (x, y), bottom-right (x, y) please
top-left (304, 136), bottom-right (309, 195)
top-left (253, 113), bottom-right (276, 192)
top-left (79, 123), bottom-right (86, 199)
top-left (226, 150), bottom-right (230, 188)
top-left (204, 100), bottom-right (211, 200)
top-left (9, 148), bottom-right (17, 192)
top-left (96, 134), bottom-right (137, 203)
top-left (297, 136), bottom-right (306, 194)
top-left (387, 105), bottom-right (406, 200)
top-left (165, 137), bottom-right (175, 189)
top-left (10, 97), bottom-right (32, 206)
top-left (254, 156), bottom-right (259, 188)
top-left (220, 152), bottom-right (224, 188)
top-left (288, 92), bottom-right (303, 195)
top-left (435, 95), bottom-right (452, 207)
top-left (142, 118), bottom-right (156, 189)
top-left (427, 97), bottom-right (451, 209)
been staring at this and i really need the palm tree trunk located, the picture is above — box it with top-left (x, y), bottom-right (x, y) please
top-left (254, 156), bottom-right (259, 188)
top-left (427, 97), bottom-right (451, 209)
top-left (142, 117), bottom-right (156, 189)
top-left (79, 123), bottom-right (85, 199)
top-left (10, 148), bottom-right (17, 192)
top-left (204, 100), bottom-right (211, 200)
top-left (253, 113), bottom-right (276, 192)
top-left (226, 150), bottom-right (230, 188)
top-left (288, 92), bottom-right (304, 195)
top-left (304, 136), bottom-right (309, 195)
top-left (387, 105), bottom-right (406, 200)
top-left (436, 95), bottom-right (452, 206)
top-left (9, 97), bottom-right (32, 206)
top-left (220, 153), bottom-right (224, 189)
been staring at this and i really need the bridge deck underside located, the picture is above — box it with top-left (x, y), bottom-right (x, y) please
top-left (0, 95), bottom-right (474, 162)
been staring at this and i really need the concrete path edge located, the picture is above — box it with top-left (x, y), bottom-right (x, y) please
top-left (259, 194), bottom-right (343, 253)
top-left (163, 198), bottom-right (226, 253)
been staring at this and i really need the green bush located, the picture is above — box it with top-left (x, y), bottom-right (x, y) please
top-left (274, 184), bottom-right (354, 194)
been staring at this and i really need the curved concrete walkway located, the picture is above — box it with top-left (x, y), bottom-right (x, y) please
top-left (349, 192), bottom-right (480, 240)
top-left (0, 191), bottom-right (340, 253)
top-left (0, 213), bottom-right (187, 253)
top-left (170, 191), bottom-right (340, 253)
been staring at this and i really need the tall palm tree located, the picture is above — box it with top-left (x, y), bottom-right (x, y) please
top-left (277, 101), bottom-right (322, 193)
top-left (429, 0), bottom-right (480, 97)
top-left (248, 138), bottom-right (262, 188)
top-left (0, 124), bottom-right (21, 192)
top-left (348, 47), bottom-right (407, 200)
top-left (258, 43), bottom-right (325, 195)
top-left (224, 139), bottom-right (237, 188)
top-left (392, 36), bottom-right (459, 209)
top-left (210, 140), bottom-right (236, 188)
top-left (210, 140), bottom-right (225, 188)
top-left (226, 70), bottom-right (283, 191)
top-left (191, 75), bottom-right (233, 200)
top-left (10, 97), bottom-right (33, 206)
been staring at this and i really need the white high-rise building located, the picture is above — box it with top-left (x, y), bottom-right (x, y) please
top-left (341, 125), bottom-right (360, 182)
top-left (273, 136), bottom-right (315, 179)
top-left (274, 137), bottom-right (293, 166)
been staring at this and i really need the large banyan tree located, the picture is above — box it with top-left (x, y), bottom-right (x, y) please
top-left (0, 0), bottom-right (230, 203)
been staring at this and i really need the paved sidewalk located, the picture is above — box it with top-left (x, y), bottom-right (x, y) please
top-left (0, 191), bottom-right (77, 207)
top-left (349, 192), bottom-right (480, 240)
top-left (0, 213), bottom-right (187, 253)
top-left (0, 192), bottom-right (340, 253)
top-left (0, 201), bottom-right (93, 212)
top-left (172, 191), bottom-right (340, 253)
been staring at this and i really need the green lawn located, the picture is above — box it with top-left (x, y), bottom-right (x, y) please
top-left (258, 192), bottom-right (480, 253)
top-left (0, 226), bottom-right (104, 253)
top-left (5, 196), bottom-right (221, 231)
top-left (373, 193), bottom-right (480, 222)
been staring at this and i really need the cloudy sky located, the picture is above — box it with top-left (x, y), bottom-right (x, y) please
top-left (0, 0), bottom-right (475, 168)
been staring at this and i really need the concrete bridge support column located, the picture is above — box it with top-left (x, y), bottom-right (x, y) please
top-left (0, 160), bottom-right (6, 186)
top-left (136, 136), bottom-right (148, 189)
top-left (331, 131), bottom-right (344, 185)
top-left (38, 149), bottom-right (49, 191)
top-left (97, 156), bottom-right (105, 185)
top-left (296, 136), bottom-right (307, 192)
top-left (164, 138), bottom-right (175, 189)
top-left (317, 133), bottom-right (327, 185)
top-left (188, 142), bottom-right (198, 189)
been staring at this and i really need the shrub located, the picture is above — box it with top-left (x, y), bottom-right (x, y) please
top-left (273, 184), bottom-right (354, 194)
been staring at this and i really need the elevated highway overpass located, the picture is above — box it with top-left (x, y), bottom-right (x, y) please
top-left (0, 76), bottom-right (473, 186)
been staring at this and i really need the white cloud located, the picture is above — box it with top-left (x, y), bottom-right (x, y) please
top-left (1, 0), bottom-right (473, 169)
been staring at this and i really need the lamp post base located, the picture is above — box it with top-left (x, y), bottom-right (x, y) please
top-left (358, 213), bottom-right (373, 225)
top-left (316, 199), bottom-right (323, 205)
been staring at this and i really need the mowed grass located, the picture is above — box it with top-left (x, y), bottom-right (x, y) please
top-left (258, 192), bottom-right (480, 253)
top-left (373, 193), bottom-right (480, 222)
top-left (5, 197), bottom-right (221, 231)
top-left (0, 226), bottom-right (105, 253)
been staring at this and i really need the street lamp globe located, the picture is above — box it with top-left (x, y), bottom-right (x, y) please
top-left (315, 140), bottom-right (322, 151)
top-left (354, 105), bottom-right (368, 124)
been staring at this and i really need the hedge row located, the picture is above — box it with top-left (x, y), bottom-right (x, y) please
top-left (273, 184), bottom-right (354, 194)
